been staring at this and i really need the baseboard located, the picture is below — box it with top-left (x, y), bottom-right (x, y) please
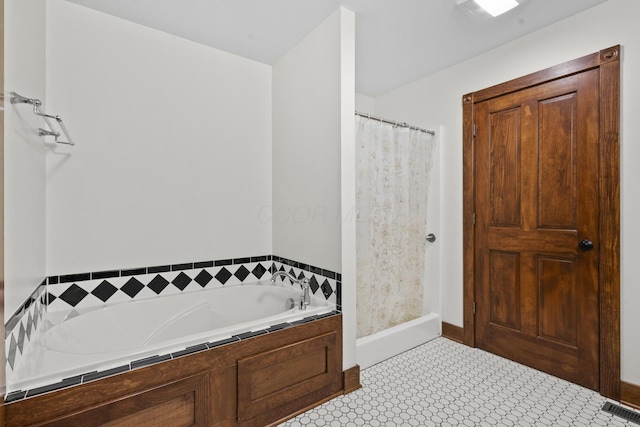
top-left (621, 381), bottom-right (640, 410)
top-left (442, 322), bottom-right (464, 343)
top-left (343, 365), bottom-right (361, 394)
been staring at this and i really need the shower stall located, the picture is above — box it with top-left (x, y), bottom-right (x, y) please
top-left (355, 113), bottom-right (440, 368)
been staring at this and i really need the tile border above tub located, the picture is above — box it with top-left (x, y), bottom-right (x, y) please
top-left (44, 255), bottom-right (341, 313)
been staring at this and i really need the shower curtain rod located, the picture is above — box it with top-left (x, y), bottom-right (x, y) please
top-left (355, 111), bottom-right (435, 136)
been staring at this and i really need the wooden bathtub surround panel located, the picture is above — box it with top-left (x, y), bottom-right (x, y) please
top-left (342, 364), bottom-right (362, 394)
top-left (238, 331), bottom-right (340, 422)
top-left (441, 323), bottom-right (464, 344)
top-left (4, 315), bottom-right (343, 427)
top-left (43, 373), bottom-right (210, 427)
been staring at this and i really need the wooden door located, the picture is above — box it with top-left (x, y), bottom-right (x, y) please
top-left (474, 70), bottom-right (599, 389)
top-left (462, 46), bottom-right (620, 397)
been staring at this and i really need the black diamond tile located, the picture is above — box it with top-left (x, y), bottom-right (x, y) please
top-left (17, 323), bottom-right (26, 353)
top-left (269, 263), bottom-right (277, 274)
top-left (59, 284), bottom-right (89, 307)
top-left (309, 276), bottom-right (320, 294)
top-left (33, 309), bottom-right (39, 330)
top-left (121, 278), bottom-right (145, 298)
top-left (92, 280), bottom-right (118, 302)
top-left (42, 292), bottom-right (56, 305)
top-left (252, 263), bottom-right (267, 279)
top-left (148, 275), bottom-right (169, 294)
top-left (321, 279), bottom-right (333, 299)
top-left (7, 334), bottom-right (17, 370)
top-left (297, 270), bottom-right (307, 281)
top-left (215, 267), bottom-right (232, 284)
top-left (26, 313), bottom-right (33, 340)
top-left (234, 265), bottom-right (250, 282)
top-left (195, 270), bottom-right (213, 287)
top-left (172, 272), bottom-right (192, 290)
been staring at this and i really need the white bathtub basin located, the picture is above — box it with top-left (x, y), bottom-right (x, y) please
top-left (9, 282), bottom-right (335, 393)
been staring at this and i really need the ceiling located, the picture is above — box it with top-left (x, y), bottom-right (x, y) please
top-left (67, 0), bottom-right (607, 96)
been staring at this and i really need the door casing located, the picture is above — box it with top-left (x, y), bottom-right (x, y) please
top-left (462, 45), bottom-right (620, 399)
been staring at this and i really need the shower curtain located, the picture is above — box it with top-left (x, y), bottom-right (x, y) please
top-left (355, 115), bottom-right (436, 338)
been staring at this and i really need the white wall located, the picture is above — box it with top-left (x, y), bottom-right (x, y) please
top-left (4, 0), bottom-right (47, 319)
top-left (45, 0), bottom-right (272, 274)
top-left (375, 0), bottom-right (640, 384)
top-left (340, 9), bottom-right (357, 371)
top-left (272, 9), bottom-right (344, 274)
top-left (272, 8), bottom-right (356, 369)
top-left (355, 93), bottom-right (375, 115)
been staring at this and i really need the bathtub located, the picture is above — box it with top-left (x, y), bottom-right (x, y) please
top-left (9, 281), bottom-right (336, 394)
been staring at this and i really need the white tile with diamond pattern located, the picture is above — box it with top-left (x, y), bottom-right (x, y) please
top-left (279, 337), bottom-right (638, 427)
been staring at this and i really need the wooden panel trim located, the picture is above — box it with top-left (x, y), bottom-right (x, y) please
top-left (597, 45), bottom-right (621, 401)
top-left (462, 45), bottom-right (621, 398)
top-left (472, 50), bottom-right (601, 103)
top-left (44, 373), bottom-right (211, 427)
top-left (342, 364), bottom-right (361, 394)
top-left (442, 322), bottom-right (464, 344)
top-left (621, 381), bottom-right (640, 410)
top-left (462, 92), bottom-right (475, 347)
top-left (237, 331), bottom-right (340, 421)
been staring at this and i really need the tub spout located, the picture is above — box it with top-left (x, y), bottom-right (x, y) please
top-left (270, 272), bottom-right (311, 310)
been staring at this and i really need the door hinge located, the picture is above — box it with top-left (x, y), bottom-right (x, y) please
top-left (473, 213), bottom-right (476, 225)
top-left (473, 301), bottom-right (476, 315)
top-left (472, 123), bottom-right (476, 137)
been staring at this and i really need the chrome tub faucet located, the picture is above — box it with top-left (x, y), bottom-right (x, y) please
top-left (270, 272), bottom-right (311, 310)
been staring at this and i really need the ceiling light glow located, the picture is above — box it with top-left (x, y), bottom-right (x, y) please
top-left (473, 0), bottom-right (519, 17)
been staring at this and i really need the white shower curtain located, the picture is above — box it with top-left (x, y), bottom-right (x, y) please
top-left (355, 115), bottom-right (436, 338)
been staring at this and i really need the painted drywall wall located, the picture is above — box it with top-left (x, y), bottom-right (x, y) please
top-left (339, 8), bottom-right (357, 371)
top-left (4, 0), bottom-right (46, 320)
top-left (272, 9), bottom-right (344, 274)
top-left (355, 93), bottom-right (375, 115)
top-left (45, 0), bottom-right (272, 275)
top-left (375, 0), bottom-right (640, 384)
top-left (272, 8), bottom-right (356, 368)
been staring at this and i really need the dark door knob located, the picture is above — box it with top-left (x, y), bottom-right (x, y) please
top-left (579, 239), bottom-right (594, 251)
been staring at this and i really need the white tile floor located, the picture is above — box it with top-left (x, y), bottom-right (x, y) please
top-left (280, 337), bottom-right (639, 427)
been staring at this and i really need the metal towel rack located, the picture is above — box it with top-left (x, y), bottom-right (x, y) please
top-left (9, 91), bottom-right (75, 146)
